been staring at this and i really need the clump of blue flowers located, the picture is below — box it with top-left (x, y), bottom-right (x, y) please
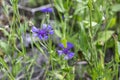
top-left (32, 24), bottom-right (54, 40)
top-left (57, 42), bottom-right (74, 60)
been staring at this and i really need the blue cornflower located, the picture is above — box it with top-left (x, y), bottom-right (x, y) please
top-left (32, 24), bottom-right (54, 40)
top-left (40, 7), bottom-right (53, 13)
top-left (57, 42), bottom-right (74, 60)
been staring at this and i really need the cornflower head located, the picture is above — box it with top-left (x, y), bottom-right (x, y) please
top-left (32, 24), bottom-right (54, 40)
top-left (40, 7), bottom-right (53, 13)
top-left (57, 42), bottom-right (74, 60)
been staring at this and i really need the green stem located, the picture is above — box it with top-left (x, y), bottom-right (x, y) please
top-left (89, 8), bottom-right (92, 37)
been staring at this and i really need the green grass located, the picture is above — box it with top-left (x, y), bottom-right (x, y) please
top-left (0, 0), bottom-right (120, 80)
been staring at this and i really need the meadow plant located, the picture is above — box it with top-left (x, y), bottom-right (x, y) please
top-left (31, 24), bottom-right (54, 40)
top-left (57, 42), bottom-right (74, 60)
top-left (0, 0), bottom-right (120, 80)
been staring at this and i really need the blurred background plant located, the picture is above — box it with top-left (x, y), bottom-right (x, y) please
top-left (0, 0), bottom-right (120, 80)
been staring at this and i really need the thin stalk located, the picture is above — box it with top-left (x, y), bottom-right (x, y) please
top-left (88, 1), bottom-right (94, 63)
top-left (89, 8), bottom-right (92, 37)
top-left (42, 61), bottom-right (50, 80)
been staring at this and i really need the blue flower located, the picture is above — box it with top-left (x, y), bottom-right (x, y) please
top-left (40, 7), bottom-right (53, 13)
top-left (57, 42), bottom-right (74, 60)
top-left (32, 24), bottom-right (54, 40)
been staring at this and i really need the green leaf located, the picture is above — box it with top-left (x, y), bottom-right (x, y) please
top-left (55, 30), bottom-right (62, 38)
top-left (0, 40), bottom-right (11, 55)
top-left (12, 62), bottom-right (21, 76)
top-left (114, 35), bottom-right (120, 62)
top-left (61, 38), bottom-right (67, 48)
top-left (95, 30), bottom-right (114, 45)
top-left (0, 57), bottom-right (9, 70)
top-left (0, 57), bottom-right (15, 80)
top-left (107, 17), bottom-right (116, 29)
top-left (54, 0), bottom-right (65, 13)
top-left (61, 66), bottom-right (71, 72)
top-left (117, 42), bottom-right (120, 56)
top-left (79, 22), bottom-right (89, 51)
top-left (83, 20), bottom-right (97, 28)
top-left (54, 72), bottom-right (64, 80)
top-left (0, 28), bottom-right (9, 36)
top-left (74, 5), bottom-right (87, 15)
top-left (111, 4), bottom-right (120, 12)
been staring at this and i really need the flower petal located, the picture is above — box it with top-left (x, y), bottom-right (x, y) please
top-left (44, 36), bottom-right (48, 40)
top-left (47, 25), bottom-right (54, 34)
top-left (64, 52), bottom-right (74, 60)
top-left (42, 24), bottom-right (47, 29)
top-left (47, 25), bottom-right (52, 30)
top-left (40, 7), bottom-right (53, 13)
top-left (49, 30), bottom-right (54, 35)
top-left (33, 33), bottom-right (38, 37)
top-left (32, 26), bottom-right (39, 32)
top-left (58, 43), bottom-right (64, 48)
top-left (57, 50), bottom-right (64, 56)
top-left (38, 35), bottom-right (43, 40)
top-left (67, 42), bottom-right (74, 49)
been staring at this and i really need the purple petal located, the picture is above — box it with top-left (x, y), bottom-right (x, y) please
top-left (67, 42), bottom-right (74, 49)
top-left (47, 25), bottom-right (54, 34)
top-left (57, 50), bottom-right (63, 56)
top-left (64, 52), bottom-right (74, 60)
top-left (42, 24), bottom-right (47, 29)
top-left (43, 36), bottom-right (48, 40)
top-left (40, 7), bottom-right (53, 13)
top-left (47, 25), bottom-right (52, 30)
top-left (33, 33), bottom-right (38, 37)
top-left (58, 43), bottom-right (64, 48)
top-left (49, 30), bottom-right (54, 35)
top-left (38, 35), bottom-right (43, 40)
top-left (32, 26), bottom-right (39, 32)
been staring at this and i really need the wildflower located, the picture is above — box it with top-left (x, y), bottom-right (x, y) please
top-left (57, 42), bottom-right (74, 60)
top-left (40, 7), bottom-right (53, 13)
top-left (32, 24), bottom-right (54, 40)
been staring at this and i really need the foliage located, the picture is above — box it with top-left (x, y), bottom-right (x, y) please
top-left (0, 0), bottom-right (120, 80)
